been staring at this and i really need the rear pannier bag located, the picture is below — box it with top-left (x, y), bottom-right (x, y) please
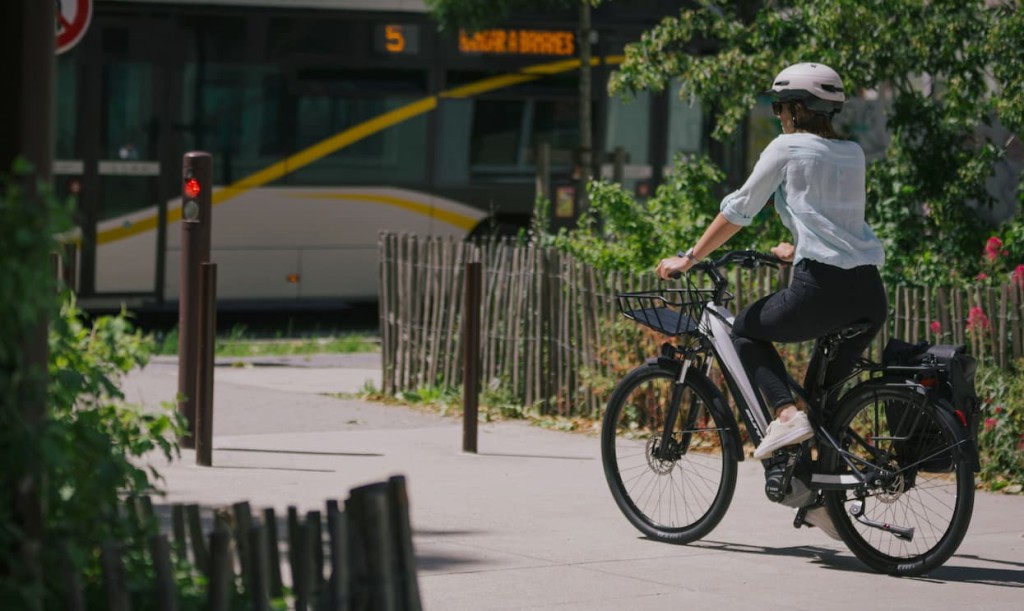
top-left (881, 339), bottom-right (981, 472)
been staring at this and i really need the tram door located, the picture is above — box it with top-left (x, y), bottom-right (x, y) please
top-left (61, 15), bottom-right (178, 305)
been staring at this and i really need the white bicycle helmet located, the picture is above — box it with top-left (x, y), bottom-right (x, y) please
top-left (768, 62), bottom-right (845, 115)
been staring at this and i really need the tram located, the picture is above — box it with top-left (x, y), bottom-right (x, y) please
top-left (55, 0), bottom-right (720, 310)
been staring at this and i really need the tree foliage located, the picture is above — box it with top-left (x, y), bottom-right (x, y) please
top-left (552, 155), bottom-right (726, 271)
top-left (601, 0), bottom-right (1024, 284)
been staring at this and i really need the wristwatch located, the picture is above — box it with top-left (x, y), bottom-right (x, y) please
top-left (680, 248), bottom-right (701, 263)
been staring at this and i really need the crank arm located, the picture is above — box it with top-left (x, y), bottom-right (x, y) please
top-left (848, 501), bottom-right (914, 541)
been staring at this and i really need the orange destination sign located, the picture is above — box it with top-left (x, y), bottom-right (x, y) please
top-left (459, 29), bottom-right (575, 56)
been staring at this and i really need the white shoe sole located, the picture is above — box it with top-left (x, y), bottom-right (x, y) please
top-left (752, 426), bottom-right (814, 460)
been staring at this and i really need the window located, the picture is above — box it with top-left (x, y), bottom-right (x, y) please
top-left (467, 98), bottom-right (579, 183)
top-left (667, 82), bottom-right (704, 158)
top-left (182, 63), bottom-right (284, 185)
top-left (104, 62), bottom-right (155, 161)
top-left (289, 69), bottom-right (429, 185)
top-left (55, 54), bottom-right (77, 160)
top-left (604, 89), bottom-right (650, 165)
top-left (183, 63), bottom-right (430, 187)
top-left (438, 70), bottom-right (581, 185)
top-left (290, 95), bottom-right (428, 185)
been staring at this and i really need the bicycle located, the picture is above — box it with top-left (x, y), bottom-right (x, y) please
top-left (601, 250), bottom-right (978, 576)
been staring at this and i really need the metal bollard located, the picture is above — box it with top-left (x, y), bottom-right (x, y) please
top-left (195, 262), bottom-right (217, 466)
top-left (178, 151), bottom-right (212, 449)
top-left (462, 261), bottom-right (482, 453)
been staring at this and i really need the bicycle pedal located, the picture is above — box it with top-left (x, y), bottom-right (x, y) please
top-left (793, 506), bottom-right (809, 529)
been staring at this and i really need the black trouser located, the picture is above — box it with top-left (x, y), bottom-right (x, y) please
top-left (731, 259), bottom-right (888, 413)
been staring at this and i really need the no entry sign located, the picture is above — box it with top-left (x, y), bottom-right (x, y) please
top-left (56, 0), bottom-right (93, 55)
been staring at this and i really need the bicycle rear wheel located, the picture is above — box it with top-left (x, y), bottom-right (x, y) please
top-left (822, 384), bottom-right (974, 576)
top-left (601, 362), bottom-right (737, 543)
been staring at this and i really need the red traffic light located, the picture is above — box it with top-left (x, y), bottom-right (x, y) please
top-left (184, 178), bottom-right (202, 199)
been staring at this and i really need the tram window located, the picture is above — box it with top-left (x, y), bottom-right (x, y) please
top-left (181, 64), bottom-right (285, 185)
top-left (289, 69), bottom-right (429, 185)
top-left (466, 98), bottom-right (579, 183)
top-left (104, 62), bottom-right (155, 161)
top-left (436, 98), bottom-right (473, 186)
top-left (667, 83), bottom-right (704, 157)
top-left (289, 95), bottom-right (428, 185)
top-left (471, 100), bottom-right (525, 167)
top-left (55, 55), bottom-right (77, 160)
top-left (532, 99), bottom-right (578, 164)
top-left (605, 89), bottom-right (650, 165)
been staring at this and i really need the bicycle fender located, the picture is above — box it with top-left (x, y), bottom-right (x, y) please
top-left (645, 357), bottom-right (745, 463)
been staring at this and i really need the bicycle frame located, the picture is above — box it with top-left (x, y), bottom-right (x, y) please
top-left (691, 303), bottom-right (883, 494)
top-left (697, 303), bottom-right (773, 446)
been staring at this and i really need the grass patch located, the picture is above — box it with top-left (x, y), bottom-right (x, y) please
top-left (354, 380), bottom-right (599, 434)
top-left (155, 325), bottom-right (379, 357)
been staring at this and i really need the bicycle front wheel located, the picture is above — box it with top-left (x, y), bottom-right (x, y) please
top-left (822, 384), bottom-right (975, 576)
top-left (601, 362), bottom-right (738, 544)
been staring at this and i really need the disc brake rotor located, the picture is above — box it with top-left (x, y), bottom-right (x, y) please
top-left (876, 471), bottom-right (906, 503)
top-left (646, 436), bottom-right (676, 475)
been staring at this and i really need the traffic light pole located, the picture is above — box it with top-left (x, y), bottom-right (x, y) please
top-left (178, 152), bottom-right (213, 449)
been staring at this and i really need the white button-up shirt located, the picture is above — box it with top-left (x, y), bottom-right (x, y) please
top-left (720, 133), bottom-right (885, 269)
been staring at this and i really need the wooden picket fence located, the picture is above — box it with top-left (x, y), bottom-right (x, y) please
top-left (64, 477), bottom-right (420, 611)
top-left (379, 233), bottom-right (1024, 417)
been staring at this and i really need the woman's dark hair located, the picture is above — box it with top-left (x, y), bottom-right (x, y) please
top-left (788, 101), bottom-right (840, 139)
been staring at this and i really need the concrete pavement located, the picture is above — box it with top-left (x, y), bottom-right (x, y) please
top-left (123, 354), bottom-right (1024, 610)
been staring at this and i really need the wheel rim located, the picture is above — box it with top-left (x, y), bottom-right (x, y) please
top-left (606, 371), bottom-right (730, 533)
top-left (829, 389), bottom-right (972, 565)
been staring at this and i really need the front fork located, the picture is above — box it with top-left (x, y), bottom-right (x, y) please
top-left (654, 347), bottom-right (704, 460)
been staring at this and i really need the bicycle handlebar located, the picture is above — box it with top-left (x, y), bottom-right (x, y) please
top-left (668, 250), bottom-right (787, 280)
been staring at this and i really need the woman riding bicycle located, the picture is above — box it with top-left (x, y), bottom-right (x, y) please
top-left (655, 62), bottom-right (888, 464)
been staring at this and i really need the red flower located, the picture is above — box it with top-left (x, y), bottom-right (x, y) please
top-left (976, 272), bottom-right (988, 281)
top-left (929, 320), bottom-right (942, 334)
top-left (984, 236), bottom-right (1004, 262)
top-left (967, 306), bottom-right (991, 333)
top-left (1013, 264), bottom-right (1024, 289)
top-left (994, 406), bottom-right (1003, 415)
top-left (984, 418), bottom-right (997, 432)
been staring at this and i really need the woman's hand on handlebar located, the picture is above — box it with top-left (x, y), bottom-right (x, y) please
top-left (655, 254), bottom-right (694, 280)
top-left (770, 242), bottom-right (795, 263)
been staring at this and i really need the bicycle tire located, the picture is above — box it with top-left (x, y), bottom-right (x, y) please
top-left (601, 362), bottom-right (738, 543)
top-left (821, 383), bottom-right (974, 576)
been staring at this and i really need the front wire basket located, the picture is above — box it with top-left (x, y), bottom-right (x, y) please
top-left (616, 278), bottom-right (716, 336)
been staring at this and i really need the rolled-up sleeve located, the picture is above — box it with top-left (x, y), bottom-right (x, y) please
top-left (720, 138), bottom-right (787, 226)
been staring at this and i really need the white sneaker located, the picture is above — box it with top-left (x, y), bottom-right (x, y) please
top-left (803, 505), bottom-right (842, 541)
top-left (752, 411), bottom-right (813, 459)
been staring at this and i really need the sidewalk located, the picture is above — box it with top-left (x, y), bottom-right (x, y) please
top-left (124, 355), bottom-right (1024, 610)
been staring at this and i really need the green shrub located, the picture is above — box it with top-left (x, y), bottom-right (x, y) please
top-left (1, 161), bottom-right (198, 608)
top-left (554, 155), bottom-right (739, 272)
top-left (975, 362), bottom-right (1024, 492)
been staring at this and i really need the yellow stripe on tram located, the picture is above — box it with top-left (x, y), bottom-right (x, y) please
top-left (294, 193), bottom-right (479, 232)
top-left (96, 55), bottom-right (626, 245)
